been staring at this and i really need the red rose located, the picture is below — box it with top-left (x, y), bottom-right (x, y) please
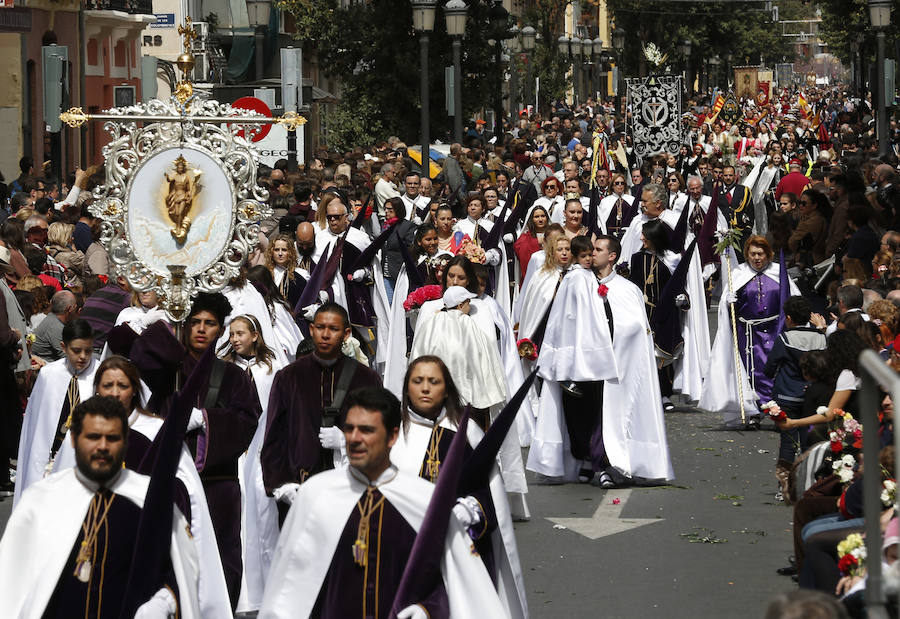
top-left (597, 284), bottom-right (609, 297)
top-left (830, 441), bottom-right (843, 454)
top-left (837, 554), bottom-right (858, 576)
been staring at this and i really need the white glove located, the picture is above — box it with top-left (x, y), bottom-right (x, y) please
top-left (318, 290), bottom-right (330, 303)
top-left (302, 303), bottom-right (321, 322)
top-left (452, 495), bottom-right (482, 528)
top-left (319, 426), bottom-right (345, 450)
top-left (273, 482), bottom-right (302, 504)
top-left (187, 407), bottom-right (206, 432)
top-left (139, 307), bottom-right (169, 330)
top-left (502, 233), bottom-right (514, 244)
top-left (485, 249), bottom-right (501, 266)
top-left (397, 604), bottom-right (428, 619)
top-left (134, 587), bottom-right (177, 618)
top-left (348, 268), bottom-right (367, 282)
top-left (725, 292), bottom-right (737, 304)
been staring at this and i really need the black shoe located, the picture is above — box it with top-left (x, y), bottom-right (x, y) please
top-left (0, 481), bottom-right (13, 498)
top-left (598, 471), bottom-right (615, 489)
top-left (577, 468), bottom-right (594, 484)
top-left (791, 574), bottom-right (799, 583)
top-left (776, 566), bottom-right (797, 576)
top-left (746, 417), bottom-right (761, 430)
top-left (788, 555), bottom-right (796, 567)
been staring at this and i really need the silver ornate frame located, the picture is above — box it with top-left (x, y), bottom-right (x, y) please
top-left (88, 96), bottom-right (273, 321)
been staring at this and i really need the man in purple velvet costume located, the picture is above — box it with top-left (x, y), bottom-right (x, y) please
top-left (0, 395), bottom-right (198, 618)
top-left (181, 292), bottom-right (261, 607)
top-left (259, 387), bottom-right (506, 619)
top-left (262, 302), bottom-right (380, 521)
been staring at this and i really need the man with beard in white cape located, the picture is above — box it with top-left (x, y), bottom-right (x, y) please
top-left (0, 395), bottom-right (201, 618)
top-left (259, 387), bottom-right (505, 619)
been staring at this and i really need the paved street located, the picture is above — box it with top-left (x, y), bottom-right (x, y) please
top-left (517, 406), bottom-right (794, 618)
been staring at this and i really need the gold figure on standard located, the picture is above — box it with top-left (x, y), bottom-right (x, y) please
top-left (165, 155), bottom-right (202, 243)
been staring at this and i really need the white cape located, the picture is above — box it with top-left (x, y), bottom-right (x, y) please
top-left (536, 267), bottom-right (618, 383)
top-left (55, 411), bottom-right (232, 618)
top-left (314, 227), bottom-right (392, 373)
top-left (409, 308), bottom-right (507, 409)
top-left (0, 468), bottom-right (201, 619)
top-left (671, 248), bottom-right (712, 403)
top-left (235, 357), bottom-right (282, 613)
top-left (392, 415), bottom-right (528, 619)
top-left (258, 467), bottom-right (506, 619)
top-left (596, 192), bottom-right (636, 233)
top-left (600, 273), bottom-right (674, 480)
top-left (384, 259), bottom-right (423, 394)
top-left (14, 357), bottom-right (99, 506)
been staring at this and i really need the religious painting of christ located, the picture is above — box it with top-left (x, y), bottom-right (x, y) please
top-left (164, 155), bottom-right (203, 244)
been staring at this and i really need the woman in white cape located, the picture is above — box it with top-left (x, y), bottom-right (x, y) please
top-left (391, 356), bottom-right (529, 619)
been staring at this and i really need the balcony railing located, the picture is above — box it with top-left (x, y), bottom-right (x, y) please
top-left (84, 0), bottom-right (153, 15)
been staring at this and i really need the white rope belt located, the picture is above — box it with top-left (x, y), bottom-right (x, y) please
top-left (737, 314), bottom-right (778, 390)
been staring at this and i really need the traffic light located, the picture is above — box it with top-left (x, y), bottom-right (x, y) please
top-left (42, 45), bottom-right (69, 133)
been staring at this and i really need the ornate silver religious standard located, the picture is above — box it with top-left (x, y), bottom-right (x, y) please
top-left (58, 18), bottom-right (305, 322)
top-left (626, 75), bottom-right (683, 158)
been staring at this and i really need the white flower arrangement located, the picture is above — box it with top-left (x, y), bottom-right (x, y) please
top-left (642, 42), bottom-right (669, 69)
top-left (882, 479), bottom-right (897, 508)
top-left (833, 454), bottom-right (856, 484)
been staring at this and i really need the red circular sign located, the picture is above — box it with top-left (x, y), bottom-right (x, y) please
top-left (231, 96), bottom-right (273, 143)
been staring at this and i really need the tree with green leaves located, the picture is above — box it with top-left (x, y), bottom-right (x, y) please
top-left (605, 0), bottom-right (804, 91)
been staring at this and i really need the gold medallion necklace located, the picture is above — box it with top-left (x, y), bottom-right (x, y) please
top-left (352, 487), bottom-right (386, 567)
top-left (74, 490), bottom-right (115, 583)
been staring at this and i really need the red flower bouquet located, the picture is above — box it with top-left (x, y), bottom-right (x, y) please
top-left (403, 285), bottom-right (443, 312)
top-left (597, 284), bottom-right (609, 297)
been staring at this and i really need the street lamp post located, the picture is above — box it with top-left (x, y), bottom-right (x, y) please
top-left (572, 37), bottom-right (583, 104)
top-left (412, 0), bottom-right (437, 177)
top-left (445, 0), bottom-right (467, 144)
top-left (247, 0), bottom-right (271, 81)
top-left (679, 39), bottom-right (692, 99)
top-left (488, 1), bottom-right (510, 139)
top-left (558, 36), bottom-right (572, 104)
top-left (612, 27), bottom-right (625, 119)
top-left (710, 55), bottom-right (720, 91)
top-left (522, 25), bottom-right (536, 113)
top-left (869, 0), bottom-right (891, 157)
top-left (592, 38), bottom-right (603, 101)
top-left (508, 25), bottom-right (520, 120)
